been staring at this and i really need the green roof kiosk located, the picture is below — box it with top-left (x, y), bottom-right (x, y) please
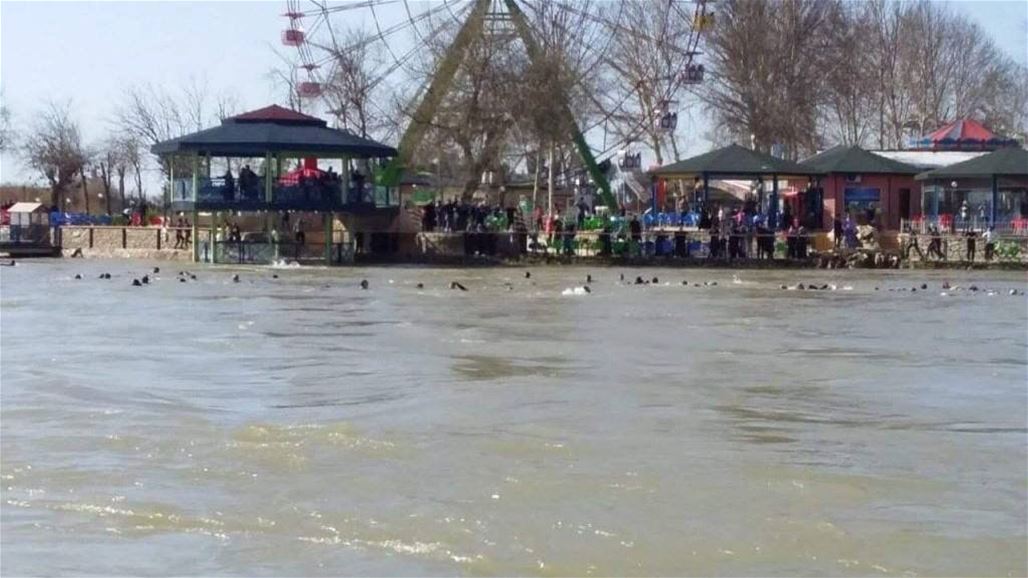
top-left (152, 105), bottom-right (398, 264)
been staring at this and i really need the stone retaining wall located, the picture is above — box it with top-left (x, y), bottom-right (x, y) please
top-left (60, 226), bottom-right (192, 260)
top-left (898, 233), bottom-right (1028, 264)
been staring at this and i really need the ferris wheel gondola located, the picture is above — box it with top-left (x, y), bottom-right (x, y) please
top-left (282, 1), bottom-right (323, 100)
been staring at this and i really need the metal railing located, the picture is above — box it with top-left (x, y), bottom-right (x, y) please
top-left (898, 231), bottom-right (1028, 263)
top-left (901, 216), bottom-right (1028, 235)
top-left (171, 178), bottom-right (397, 209)
top-left (0, 225), bottom-right (51, 245)
top-left (209, 240), bottom-right (355, 265)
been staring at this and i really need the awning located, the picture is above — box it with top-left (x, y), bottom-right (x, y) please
top-left (652, 144), bottom-right (822, 178)
top-left (7, 202), bottom-right (46, 213)
top-left (151, 105), bottom-right (398, 159)
top-left (802, 145), bottom-right (920, 175)
top-left (915, 147), bottom-right (1028, 180)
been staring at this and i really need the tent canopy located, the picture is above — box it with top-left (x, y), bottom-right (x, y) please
top-left (652, 144), bottom-right (821, 178)
top-left (151, 105), bottom-right (398, 158)
top-left (912, 119), bottom-right (1019, 151)
top-left (915, 147), bottom-right (1028, 180)
top-left (802, 145), bottom-right (920, 175)
top-left (7, 202), bottom-right (46, 213)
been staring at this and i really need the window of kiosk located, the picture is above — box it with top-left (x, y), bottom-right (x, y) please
top-left (844, 187), bottom-right (881, 224)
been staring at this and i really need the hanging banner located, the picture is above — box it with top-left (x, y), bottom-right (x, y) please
top-left (844, 187), bottom-right (881, 203)
top-left (411, 189), bottom-right (439, 205)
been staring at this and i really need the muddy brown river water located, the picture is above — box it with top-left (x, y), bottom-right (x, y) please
top-left (1, 260), bottom-right (1026, 576)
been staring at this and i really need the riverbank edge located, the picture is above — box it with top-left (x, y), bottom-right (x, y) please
top-left (358, 254), bottom-right (1028, 270)
top-left (8, 247), bottom-right (1024, 271)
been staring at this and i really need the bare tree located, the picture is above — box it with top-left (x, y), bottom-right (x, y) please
top-left (319, 28), bottom-right (389, 140)
top-left (819, 3), bottom-right (875, 146)
top-left (22, 101), bottom-right (89, 208)
top-left (112, 136), bottom-right (138, 210)
top-left (96, 144), bottom-right (115, 215)
top-left (593, 0), bottom-right (700, 165)
top-left (703, 0), bottom-right (837, 158)
top-left (267, 43), bottom-right (309, 114)
top-left (825, 0), bottom-right (1025, 150)
top-left (404, 12), bottom-right (525, 200)
top-left (79, 147), bottom-right (95, 214)
top-left (115, 82), bottom-right (239, 178)
top-left (94, 135), bottom-right (140, 214)
top-left (515, 0), bottom-right (609, 190)
top-left (0, 87), bottom-right (12, 153)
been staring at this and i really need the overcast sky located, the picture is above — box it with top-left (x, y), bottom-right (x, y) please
top-left (2, 0), bottom-right (1026, 188)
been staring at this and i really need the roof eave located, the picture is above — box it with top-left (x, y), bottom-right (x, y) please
top-left (151, 142), bottom-right (398, 158)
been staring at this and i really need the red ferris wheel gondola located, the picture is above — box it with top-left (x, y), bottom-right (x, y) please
top-left (281, 28), bottom-right (305, 46)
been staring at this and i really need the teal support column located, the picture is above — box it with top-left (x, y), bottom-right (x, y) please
top-left (343, 156), bottom-right (350, 203)
top-left (191, 154), bottom-right (198, 202)
top-left (324, 212), bottom-right (332, 265)
top-left (208, 214), bottom-right (215, 264)
top-left (990, 175), bottom-right (998, 227)
top-left (191, 154), bottom-right (200, 262)
top-left (264, 151), bottom-right (274, 245)
top-left (169, 158), bottom-right (175, 211)
top-left (265, 152), bottom-right (274, 203)
top-left (212, 211), bottom-right (219, 264)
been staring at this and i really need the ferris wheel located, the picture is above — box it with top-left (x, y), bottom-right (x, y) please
top-left (277, 0), bottom-right (713, 203)
top-left (279, 0), bottom-right (478, 116)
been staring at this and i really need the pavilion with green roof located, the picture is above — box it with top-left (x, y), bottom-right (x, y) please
top-left (152, 105), bottom-right (399, 264)
top-left (652, 144), bottom-right (822, 228)
top-left (915, 146), bottom-right (1028, 229)
top-left (801, 145), bottom-right (921, 230)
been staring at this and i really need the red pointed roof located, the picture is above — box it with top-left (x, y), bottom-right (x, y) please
top-left (913, 118), bottom-right (1018, 150)
top-left (230, 105), bottom-right (325, 126)
top-left (925, 119), bottom-right (995, 142)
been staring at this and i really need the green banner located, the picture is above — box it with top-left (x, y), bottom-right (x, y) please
top-left (411, 189), bottom-right (439, 204)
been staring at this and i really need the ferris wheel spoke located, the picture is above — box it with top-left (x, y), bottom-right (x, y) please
top-left (369, 2), bottom-right (474, 91)
top-left (520, 0), bottom-right (628, 100)
top-left (402, 0), bottom-right (428, 47)
top-left (277, 0), bottom-right (711, 182)
top-left (303, 0), bottom-right (401, 17)
top-left (370, 0), bottom-right (467, 81)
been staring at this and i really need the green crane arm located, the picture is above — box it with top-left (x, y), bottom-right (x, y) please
top-left (502, 0), bottom-right (617, 210)
top-left (379, 0), bottom-right (492, 187)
